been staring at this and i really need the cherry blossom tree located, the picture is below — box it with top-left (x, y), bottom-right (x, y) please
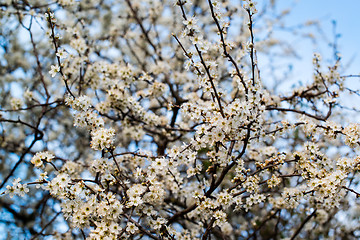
top-left (0, 0), bottom-right (359, 239)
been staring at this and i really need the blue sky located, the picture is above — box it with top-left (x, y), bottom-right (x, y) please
top-left (284, 0), bottom-right (360, 112)
top-left (256, 0), bottom-right (360, 77)
top-left (254, 0), bottom-right (360, 120)
top-left (279, 0), bottom-right (360, 73)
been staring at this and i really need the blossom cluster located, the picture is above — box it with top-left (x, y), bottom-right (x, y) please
top-left (3, 178), bottom-right (29, 198)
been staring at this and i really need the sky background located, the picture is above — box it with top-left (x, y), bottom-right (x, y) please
top-left (278, 0), bottom-right (360, 73)
top-left (257, 0), bottom-right (360, 120)
top-left (257, 0), bottom-right (360, 78)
